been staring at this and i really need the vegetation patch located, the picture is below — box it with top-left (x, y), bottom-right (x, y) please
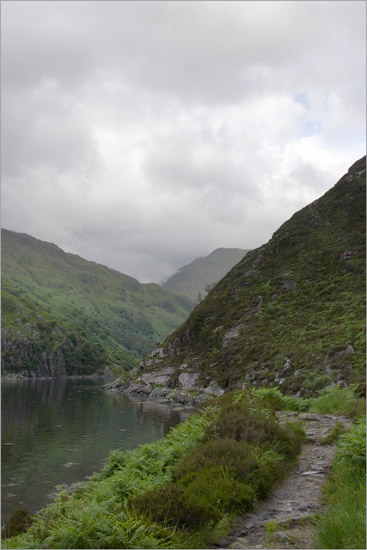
top-left (131, 392), bottom-right (304, 547)
top-left (2, 229), bottom-right (193, 376)
top-left (316, 416), bottom-right (366, 549)
top-left (2, 391), bottom-right (304, 549)
top-left (309, 384), bottom-right (364, 416)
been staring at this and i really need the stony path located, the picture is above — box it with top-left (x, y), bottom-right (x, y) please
top-left (222, 412), bottom-right (352, 549)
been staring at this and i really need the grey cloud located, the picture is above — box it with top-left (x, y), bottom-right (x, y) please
top-left (1, 1), bottom-right (365, 283)
top-left (2, 82), bottom-right (99, 180)
top-left (3, 1), bottom-right (364, 103)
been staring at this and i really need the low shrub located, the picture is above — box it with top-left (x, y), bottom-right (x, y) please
top-left (310, 385), bottom-right (363, 416)
top-left (202, 399), bottom-right (279, 443)
top-left (133, 466), bottom-right (255, 529)
top-left (174, 438), bottom-right (257, 482)
top-left (2, 508), bottom-right (33, 539)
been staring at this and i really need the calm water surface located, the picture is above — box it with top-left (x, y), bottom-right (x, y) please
top-left (2, 378), bottom-right (186, 523)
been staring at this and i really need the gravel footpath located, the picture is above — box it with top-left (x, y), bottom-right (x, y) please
top-left (219, 412), bottom-right (352, 549)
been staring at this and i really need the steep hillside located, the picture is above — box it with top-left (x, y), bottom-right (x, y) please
top-left (137, 157), bottom-right (366, 397)
top-left (1, 230), bottom-right (192, 376)
top-left (162, 247), bottom-right (249, 302)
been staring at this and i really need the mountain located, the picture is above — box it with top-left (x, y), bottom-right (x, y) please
top-left (162, 247), bottom-right (249, 302)
top-left (136, 157), bottom-right (366, 397)
top-left (1, 230), bottom-right (193, 376)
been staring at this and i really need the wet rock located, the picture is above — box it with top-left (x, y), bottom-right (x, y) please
top-left (149, 387), bottom-right (171, 399)
top-left (125, 381), bottom-right (152, 395)
top-left (102, 377), bottom-right (126, 390)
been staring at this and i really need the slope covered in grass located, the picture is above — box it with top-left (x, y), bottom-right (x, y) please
top-left (1, 230), bottom-right (192, 375)
top-left (139, 157), bottom-right (366, 396)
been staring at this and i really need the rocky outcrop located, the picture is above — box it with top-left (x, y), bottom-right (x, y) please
top-left (103, 347), bottom-right (225, 405)
top-left (1, 325), bottom-right (67, 377)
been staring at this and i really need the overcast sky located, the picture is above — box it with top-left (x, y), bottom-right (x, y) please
top-left (1, 1), bottom-right (366, 283)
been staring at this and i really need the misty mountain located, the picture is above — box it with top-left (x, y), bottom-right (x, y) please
top-left (1, 230), bottom-right (192, 376)
top-left (162, 248), bottom-right (249, 302)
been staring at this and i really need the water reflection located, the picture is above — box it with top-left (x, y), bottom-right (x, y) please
top-left (1, 378), bottom-right (185, 523)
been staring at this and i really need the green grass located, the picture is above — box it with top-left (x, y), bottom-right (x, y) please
top-left (309, 385), bottom-right (365, 416)
top-left (316, 417), bottom-right (366, 549)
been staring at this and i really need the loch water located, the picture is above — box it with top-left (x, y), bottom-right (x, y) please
top-left (1, 377), bottom-right (186, 523)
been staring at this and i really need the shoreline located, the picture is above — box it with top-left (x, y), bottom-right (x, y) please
top-left (102, 375), bottom-right (220, 407)
top-left (2, 373), bottom-right (111, 381)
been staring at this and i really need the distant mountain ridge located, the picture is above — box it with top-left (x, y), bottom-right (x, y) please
top-left (162, 247), bottom-right (249, 302)
top-left (136, 157), bottom-right (366, 398)
top-left (1, 230), bottom-right (193, 376)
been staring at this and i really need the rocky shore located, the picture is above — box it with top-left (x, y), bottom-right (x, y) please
top-left (102, 346), bottom-right (225, 406)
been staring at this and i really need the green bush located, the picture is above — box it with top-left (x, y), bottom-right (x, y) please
top-left (133, 466), bottom-right (255, 529)
top-left (202, 399), bottom-right (279, 443)
top-left (174, 438), bottom-right (257, 482)
top-left (182, 466), bottom-right (255, 521)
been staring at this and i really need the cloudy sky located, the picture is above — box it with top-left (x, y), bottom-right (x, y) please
top-left (1, 1), bottom-right (365, 283)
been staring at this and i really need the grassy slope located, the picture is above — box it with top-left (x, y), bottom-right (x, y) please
top-left (162, 248), bottom-right (249, 302)
top-left (1, 230), bottom-right (193, 374)
top-left (143, 157), bottom-right (366, 396)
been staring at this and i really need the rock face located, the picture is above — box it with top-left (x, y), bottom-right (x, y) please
top-left (178, 372), bottom-right (200, 389)
top-left (1, 320), bottom-right (106, 377)
top-left (134, 157), bottom-right (366, 397)
top-left (104, 345), bottom-right (225, 405)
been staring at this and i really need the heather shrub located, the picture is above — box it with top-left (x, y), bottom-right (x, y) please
top-left (203, 399), bottom-right (278, 443)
